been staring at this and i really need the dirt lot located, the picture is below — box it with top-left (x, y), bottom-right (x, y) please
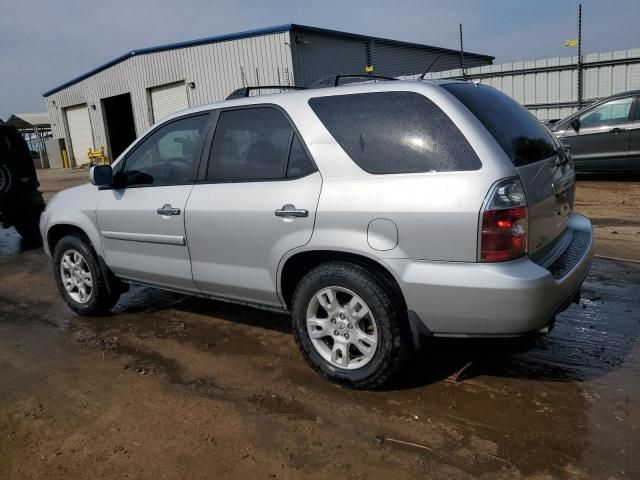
top-left (1, 169), bottom-right (639, 479)
top-left (574, 173), bottom-right (640, 262)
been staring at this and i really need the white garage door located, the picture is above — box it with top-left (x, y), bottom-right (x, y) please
top-left (65, 104), bottom-right (93, 166)
top-left (150, 82), bottom-right (189, 123)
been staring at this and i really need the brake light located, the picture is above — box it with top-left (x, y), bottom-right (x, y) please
top-left (480, 178), bottom-right (528, 262)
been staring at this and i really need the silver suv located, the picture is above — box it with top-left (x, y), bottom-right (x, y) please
top-left (40, 80), bottom-right (593, 389)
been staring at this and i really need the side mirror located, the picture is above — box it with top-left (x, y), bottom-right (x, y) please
top-left (89, 165), bottom-right (113, 186)
top-left (570, 118), bottom-right (580, 132)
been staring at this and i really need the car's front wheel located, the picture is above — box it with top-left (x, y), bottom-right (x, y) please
top-left (53, 234), bottom-right (120, 315)
top-left (291, 261), bottom-right (410, 389)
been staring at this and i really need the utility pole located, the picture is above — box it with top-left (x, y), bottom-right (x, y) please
top-left (577, 4), bottom-right (583, 108)
top-left (459, 23), bottom-right (466, 79)
top-left (366, 38), bottom-right (375, 74)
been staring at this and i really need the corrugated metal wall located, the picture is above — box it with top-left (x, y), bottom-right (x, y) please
top-left (291, 31), bottom-right (491, 87)
top-left (46, 32), bottom-right (294, 163)
top-left (413, 48), bottom-right (640, 121)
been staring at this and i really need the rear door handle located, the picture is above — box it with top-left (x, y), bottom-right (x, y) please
top-left (274, 204), bottom-right (309, 218)
top-left (157, 204), bottom-right (181, 216)
top-left (609, 127), bottom-right (626, 134)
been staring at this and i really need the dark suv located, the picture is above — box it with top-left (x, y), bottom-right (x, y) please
top-left (551, 90), bottom-right (640, 172)
top-left (0, 124), bottom-right (45, 240)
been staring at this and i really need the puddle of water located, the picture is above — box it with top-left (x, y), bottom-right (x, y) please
top-left (0, 228), bottom-right (41, 256)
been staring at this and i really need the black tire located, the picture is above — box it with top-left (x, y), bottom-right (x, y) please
top-left (0, 164), bottom-right (11, 193)
top-left (291, 261), bottom-right (410, 389)
top-left (52, 234), bottom-right (120, 316)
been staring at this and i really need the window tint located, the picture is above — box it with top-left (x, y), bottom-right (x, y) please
top-left (287, 134), bottom-right (315, 178)
top-left (122, 115), bottom-right (208, 186)
top-left (579, 97), bottom-right (633, 127)
top-left (207, 107), bottom-right (293, 182)
top-left (308, 91), bottom-right (480, 174)
top-left (443, 83), bottom-right (556, 167)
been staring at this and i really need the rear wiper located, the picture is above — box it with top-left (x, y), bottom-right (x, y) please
top-left (554, 145), bottom-right (571, 168)
top-left (554, 156), bottom-right (569, 167)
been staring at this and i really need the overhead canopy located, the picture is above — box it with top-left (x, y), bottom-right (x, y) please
top-left (5, 113), bottom-right (53, 167)
top-left (6, 113), bottom-right (51, 130)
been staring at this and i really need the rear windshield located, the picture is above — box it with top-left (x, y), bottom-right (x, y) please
top-left (308, 91), bottom-right (481, 174)
top-left (443, 83), bottom-right (556, 166)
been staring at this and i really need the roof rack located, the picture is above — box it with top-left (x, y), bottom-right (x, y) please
top-left (226, 85), bottom-right (307, 100)
top-left (312, 74), bottom-right (398, 88)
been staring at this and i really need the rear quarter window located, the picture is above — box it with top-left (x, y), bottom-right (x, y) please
top-left (308, 91), bottom-right (481, 174)
top-left (443, 83), bottom-right (557, 166)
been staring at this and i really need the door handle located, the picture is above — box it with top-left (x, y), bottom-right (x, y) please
top-left (274, 204), bottom-right (309, 218)
top-left (157, 204), bottom-right (181, 216)
top-left (609, 127), bottom-right (626, 134)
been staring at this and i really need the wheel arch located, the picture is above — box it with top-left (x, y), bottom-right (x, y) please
top-left (278, 249), bottom-right (407, 312)
top-left (45, 213), bottom-right (104, 258)
top-left (47, 223), bottom-right (92, 255)
top-left (47, 222), bottom-right (123, 297)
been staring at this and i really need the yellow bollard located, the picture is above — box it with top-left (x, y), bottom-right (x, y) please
top-left (87, 146), bottom-right (108, 165)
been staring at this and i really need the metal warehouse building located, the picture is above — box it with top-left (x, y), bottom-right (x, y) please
top-left (43, 24), bottom-right (493, 166)
top-left (418, 48), bottom-right (640, 121)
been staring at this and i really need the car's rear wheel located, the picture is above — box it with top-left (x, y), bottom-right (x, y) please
top-left (53, 234), bottom-right (120, 315)
top-left (291, 261), bottom-right (409, 389)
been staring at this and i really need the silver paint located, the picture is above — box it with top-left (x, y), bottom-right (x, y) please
top-left (41, 79), bottom-right (593, 337)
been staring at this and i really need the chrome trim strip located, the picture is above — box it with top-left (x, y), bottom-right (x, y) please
top-left (101, 231), bottom-right (186, 246)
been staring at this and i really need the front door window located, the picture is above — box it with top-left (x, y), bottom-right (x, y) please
top-left (579, 97), bottom-right (634, 128)
top-left (120, 114), bottom-right (209, 187)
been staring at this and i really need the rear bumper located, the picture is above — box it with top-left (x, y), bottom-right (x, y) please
top-left (383, 214), bottom-right (593, 337)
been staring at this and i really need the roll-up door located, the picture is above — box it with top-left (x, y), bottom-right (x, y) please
top-left (150, 82), bottom-right (189, 123)
top-left (65, 104), bottom-right (93, 166)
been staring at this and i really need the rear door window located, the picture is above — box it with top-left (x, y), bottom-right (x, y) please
top-left (206, 107), bottom-right (316, 182)
top-left (308, 91), bottom-right (481, 174)
top-left (287, 134), bottom-right (316, 178)
top-left (443, 83), bottom-right (557, 166)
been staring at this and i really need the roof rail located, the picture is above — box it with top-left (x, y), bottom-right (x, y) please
top-left (312, 74), bottom-right (398, 88)
top-left (226, 86), bottom-right (307, 100)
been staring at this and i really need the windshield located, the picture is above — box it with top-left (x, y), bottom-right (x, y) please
top-left (443, 83), bottom-right (557, 166)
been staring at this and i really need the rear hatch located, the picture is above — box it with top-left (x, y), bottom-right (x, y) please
top-left (442, 83), bottom-right (576, 255)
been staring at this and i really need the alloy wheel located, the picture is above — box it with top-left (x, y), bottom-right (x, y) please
top-left (305, 286), bottom-right (378, 370)
top-left (60, 249), bottom-right (93, 304)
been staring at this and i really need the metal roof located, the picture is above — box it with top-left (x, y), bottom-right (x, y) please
top-left (6, 113), bottom-right (51, 128)
top-left (43, 24), bottom-right (494, 97)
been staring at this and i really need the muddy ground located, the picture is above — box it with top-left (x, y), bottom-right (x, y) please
top-left (0, 169), bottom-right (639, 479)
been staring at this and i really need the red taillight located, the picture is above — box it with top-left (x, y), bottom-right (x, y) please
top-left (480, 178), bottom-right (528, 262)
top-left (481, 206), bottom-right (527, 261)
